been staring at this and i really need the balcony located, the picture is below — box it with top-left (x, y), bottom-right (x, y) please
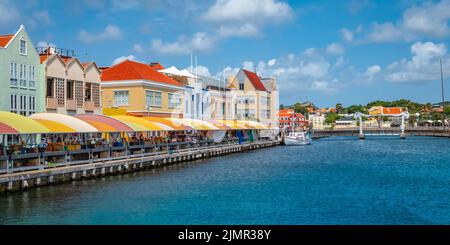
top-left (85, 101), bottom-right (98, 111)
top-left (66, 99), bottom-right (77, 111)
top-left (46, 97), bottom-right (58, 110)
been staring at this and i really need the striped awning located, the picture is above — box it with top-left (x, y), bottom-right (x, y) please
top-left (217, 120), bottom-right (247, 130)
top-left (75, 114), bottom-right (134, 132)
top-left (165, 118), bottom-right (219, 130)
top-left (142, 117), bottom-right (193, 131)
top-left (30, 113), bottom-right (98, 133)
top-left (110, 115), bottom-right (165, 131)
top-left (0, 122), bottom-right (19, 134)
top-left (204, 119), bottom-right (231, 130)
top-left (0, 111), bottom-right (50, 134)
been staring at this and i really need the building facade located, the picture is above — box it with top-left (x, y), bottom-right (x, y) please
top-left (308, 113), bottom-right (325, 129)
top-left (101, 60), bottom-right (185, 117)
top-left (278, 109), bottom-right (308, 130)
top-left (0, 25), bottom-right (45, 116)
top-left (228, 69), bottom-right (278, 127)
top-left (39, 47), bottom-right (101, 115)
top-left (199, 75), bottom-right (235, 120)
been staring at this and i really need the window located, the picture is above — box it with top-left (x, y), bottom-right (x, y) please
top-left (239, 83), bottom-right (244, 90)
top-left (114, 91), bottom-right (129, 106)
top-left (19, 95), bottom-right (27, 116)
top-left (168, 93), bottom-right (182, 108)
top-left (28, 65), bottom-right (35, 88)
top-left (85, 83), bottom-right (92, 101)
top-left (19, 38), bottom-right (27, 55)
top-left (29, 96), bottom-right (35, 115)
top-left (10, 62), bottom-right (17, 86)
top-left (66, 80), bottom-right (74, 99)
top-left (46, 79), bottom-right (54, 97)
top-left (146, 90), bottom-right (162, 107)
top-left (19, 64), bottom-right (26, 87)
top-left (10, 94), bottom-right (17, 113)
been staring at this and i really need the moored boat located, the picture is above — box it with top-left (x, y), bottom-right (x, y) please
top-left (283, 131), bottom-right (311, 145)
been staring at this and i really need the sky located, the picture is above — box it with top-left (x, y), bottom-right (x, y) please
top-left (1, 0), bottom-right (450, 108)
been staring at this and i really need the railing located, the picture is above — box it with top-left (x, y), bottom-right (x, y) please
top-left (0, 138), bottom-right (276, 175)
top-left (46, 97), bottom-right (58, 109)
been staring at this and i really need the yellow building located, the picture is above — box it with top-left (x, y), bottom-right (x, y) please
top-left (100, 60), bottom-right (185, 118)
top-left (228, 69), bottom-right (278, 128)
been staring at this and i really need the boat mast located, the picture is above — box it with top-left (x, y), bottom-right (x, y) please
top-left (440, 58), bottom-right (446, 131)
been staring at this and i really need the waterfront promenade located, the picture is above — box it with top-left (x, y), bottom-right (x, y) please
top-left (312, 126), bottom-right (450, 138)
top-left (0, 139), bottom-right (279, 194)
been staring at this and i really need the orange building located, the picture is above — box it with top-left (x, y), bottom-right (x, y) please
top-left (278, 109), bottom-right (308, 130)
top-left (369, 106), bottom-right (404, 115)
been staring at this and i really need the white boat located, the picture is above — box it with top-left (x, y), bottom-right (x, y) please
top-left (283, 131), bottom-right (311, 146)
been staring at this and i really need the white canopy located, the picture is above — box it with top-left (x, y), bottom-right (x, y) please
top-left (180, 69), bottom-right (197, 78)
top-left (159, 66), bottom-right (197, 78)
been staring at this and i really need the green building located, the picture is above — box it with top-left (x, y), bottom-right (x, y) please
top-left (0, 25), bottom-right (45, 115)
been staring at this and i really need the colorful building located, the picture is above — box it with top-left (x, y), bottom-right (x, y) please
top-left (228, 69), bottom-right (279, 128)
top-left (368, 106), bottom-right (404, 115)
top-left (278, 109), bottom-right (308, 130)
top-left (101, 60), bottom-right (185, 118)
top-left (0, 25), bottom-right (45, 116)
top-left (39, 47), bottom-right (101, 115)
top-left (308, 113), bottom-right (326, 130)
top-left (199, 75), bottom-right (235, 120)
top-left (158, 66), bottom-right (210, 120)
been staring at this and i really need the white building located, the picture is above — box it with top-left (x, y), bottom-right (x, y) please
top-left (308, 113), bottom-right (325, 129)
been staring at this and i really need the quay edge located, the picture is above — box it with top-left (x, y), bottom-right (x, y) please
top-left (0, 140), bottom-right (279, 194)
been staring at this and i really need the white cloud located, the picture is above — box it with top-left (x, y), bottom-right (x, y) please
top-left (242, 61), bottom-right (255, 71)
top-left (366, 65), bottom-right (381, 76)
top-left (217, 23), bottom-right (259, 38)
top-left (78, 25), bottom-right (123, 43)
top-left (149, 0), bottom-right (293, 55)
top-left (133, 44), bottom-right (144, 53)
top-left (203, 0), bottom-right (292, 24)
top-left (268, 59), bottom-right (277, 66)
top-left (401, 0), bottom-right (450, 37)
top-left (386, 42), bottom-right (448, 82)
top-left (151, 32), bottom-right (215, 55)
top-left (367, 22), bottom-right (404, 42)
top-left (326, 43), bottom-right (344, 55)
top-left (364, 0), bottom-right (450, 42)
top-left (112, 55), bottom-right (136, 65)
top-left (340, 28), bottom-right (354, 42)
top-left (215, 66), bottom-right (241, 80)
top-left (189, 65), bottom-right (211, 77)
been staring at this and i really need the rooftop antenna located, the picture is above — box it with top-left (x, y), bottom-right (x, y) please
top-left (440, 58), bottom-right (446, 131)
top-left (190, 53), bottom-right (193, 73)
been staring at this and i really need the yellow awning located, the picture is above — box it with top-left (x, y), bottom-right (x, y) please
top-left (33, 119), bottom-right (77, 133)
top-left (217, 120), bottom-right (247, 130)
top-left (111, 115), bottom-right (165, 131)
top-left (238, 120), bottom-right (269, 130)
top-left (0, 111), bottom-right (50, 134)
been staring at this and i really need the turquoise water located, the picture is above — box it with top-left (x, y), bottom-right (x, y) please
top-left (0, 136), bottom-right (449, 224)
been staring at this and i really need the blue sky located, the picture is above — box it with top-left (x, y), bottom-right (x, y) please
top-left (1, 0), bottom-right (450, 107)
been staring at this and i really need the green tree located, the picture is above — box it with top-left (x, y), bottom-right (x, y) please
top-left (325, 112), bottom-right (341, 124)
top-left (335, 103), bottom-right (343, 113)
top-left (444, 105), bottom-right (450, 116)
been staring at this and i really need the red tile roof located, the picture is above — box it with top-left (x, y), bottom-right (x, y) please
top-left (242, 69), bottom-right (267, 91)
top-left (0, 34), bottom-right (14, 48)
top-left (149, 62), bottom-right (165, 70)
top-left (101, 60), bottom-right (183, 87)
top-left (382, 107), bottom-right (403, 115)
top-left (40, 54), bottom-right (49, 64)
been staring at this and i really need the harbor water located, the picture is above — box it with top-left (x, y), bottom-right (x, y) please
top-left (0, 136), bottom-right (449, 224)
